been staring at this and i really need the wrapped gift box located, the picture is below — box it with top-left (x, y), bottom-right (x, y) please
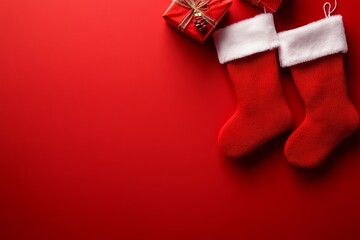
top-left (245, 0), bottom-right (283, 13)
top-left (163, 0), bottom-right (232, 43)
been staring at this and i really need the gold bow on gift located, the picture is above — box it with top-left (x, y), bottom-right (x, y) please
top-left (172, 0), bottom-right (217, 32)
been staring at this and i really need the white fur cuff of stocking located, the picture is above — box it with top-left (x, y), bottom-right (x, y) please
top-left (213, 14), bottom-right (280, 64)
top-left (278, 15), bottom-right (348, 68)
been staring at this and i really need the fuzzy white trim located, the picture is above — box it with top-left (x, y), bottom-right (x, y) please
top-left (278, 15), bottom-right (348, 67)
top-left (213, 14), bottom-right (279, 64)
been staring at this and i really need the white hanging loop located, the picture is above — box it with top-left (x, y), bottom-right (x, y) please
top-left (263, 7), bottom-right (267, 14)
top-left (323, 0), bottom-right (338, 18)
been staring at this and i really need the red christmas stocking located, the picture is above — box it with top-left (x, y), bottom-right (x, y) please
top-left (278, 15), bottom-right (359, 168)
top-left (213, 14), bottom-right (292, 158)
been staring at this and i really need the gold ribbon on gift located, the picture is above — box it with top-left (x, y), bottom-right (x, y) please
top-left (172, 0), bottom-right (217, 32)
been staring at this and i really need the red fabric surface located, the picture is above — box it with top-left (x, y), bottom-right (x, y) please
top-left (220, 50), bottom-right (292, 158)
top-left (0, 0), bottom-right (360, 239)
top-left (163, 0), bottom-right (232, 43)
top-left (285, 53), bottom-right (359, 168)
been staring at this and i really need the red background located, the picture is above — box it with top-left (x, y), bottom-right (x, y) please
top-left (0, 0), bottom-right (359, 239)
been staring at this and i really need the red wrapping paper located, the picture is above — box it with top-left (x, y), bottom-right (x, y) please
top-left (244, 0), bottom-right (283, 13)
top-left (163, 0), bottom-right (232, 43)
